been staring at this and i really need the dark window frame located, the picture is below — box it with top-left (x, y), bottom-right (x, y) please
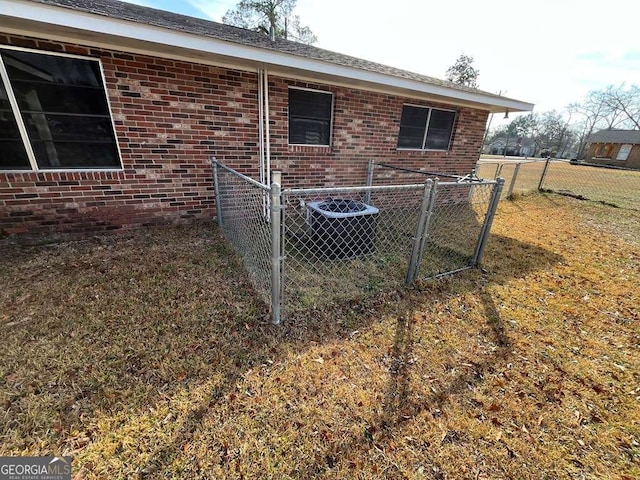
top-left (397, 104), bottom-right (457, 152)
top-left (0, 46), bottom-right (123, 172)
top-left (287, 86), bottom-right (334, 147)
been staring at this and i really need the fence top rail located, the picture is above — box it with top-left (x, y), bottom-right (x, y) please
top-left (284, 183), bottom-right (427, 196)
top-left (554, 160), bottom-right (640, 172)
top-left (437, 179), bottom-right (499, 187)
top-left (480, 158), bottom-right (640, 172)
top-left (212, 158), bottom-right (271, 191)
top-left (377, 162), bottom-right (462, 180)
top-left (480, 158), bottom-right (546, 164)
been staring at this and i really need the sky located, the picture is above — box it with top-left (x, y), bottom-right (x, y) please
top-left (122, 0), bottom-right (640, 127)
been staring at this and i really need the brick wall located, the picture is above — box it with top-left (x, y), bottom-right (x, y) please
top-left (586, 143), bottom-right (640, 170)
top-left (0, 35), bottom-right (489, 238)
top-left (268, 77), bottom-right (488, 188)
top-left (0, 35), bottom-right (259, 237)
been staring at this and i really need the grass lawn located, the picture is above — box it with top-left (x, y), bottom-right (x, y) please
top-left (477, 158), bottom-right (640, 210)
top-left (1, 194), bottom-right (638, 479)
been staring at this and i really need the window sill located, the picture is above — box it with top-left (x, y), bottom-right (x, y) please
top-left (396, 148), bottom-right (449, 152)
top-left (0, 168), bottom-right (125, 174)
top-left (288, 144), bottom-right (331, 148)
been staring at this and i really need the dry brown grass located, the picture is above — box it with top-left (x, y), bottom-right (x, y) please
top-left (478, 158), bottom-right (640, 210)
top-left (1, 194), bottom-right (639, 479)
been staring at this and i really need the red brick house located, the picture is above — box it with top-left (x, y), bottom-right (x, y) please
top-left (0, 0), bottom-right (533, 237)
top-left (585, 129), bottom-right (640, 170)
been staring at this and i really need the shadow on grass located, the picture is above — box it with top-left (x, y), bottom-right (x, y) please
top-left (141, 229), bottom-right (562, 477)
top-left (0, 225), bottom-right (563, 476)
top-left (381, 287), bottom-right (510, 427)
top-left (301, 288), bottom-right (515, 478)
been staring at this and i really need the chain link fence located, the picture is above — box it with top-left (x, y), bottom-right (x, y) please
top-left (281, 184), bottom-right (424, 315)
top-left (540, 161), bottom-right (639, 210)
top-left (477, 160), bottom-right (544, 199)
top-left (214, 159), bottom-right (503, 323)
top-left (477, 159), bottom-right (639, 210)
top-left (418, 181), bottom-right (500, 279)
top-left (213, 161), bottom-right (272, 304)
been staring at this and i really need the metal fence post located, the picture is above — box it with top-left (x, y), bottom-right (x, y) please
top-left (416, 179), bottom-right (438, 267)
top-left (405, 178), bottom-right (436, 285)
top-left (538, 158), bottom-right (551, 190)
top-left (270, 171), bottom-right (282, 325)
top-left (212, 157), bottom-right (222, 226)
top-left (473, 178), bottom-right (504, 267)
top-left (364, 159), bottom-right (374, 205)
top-left (507, 162), bottom-right (521, 199)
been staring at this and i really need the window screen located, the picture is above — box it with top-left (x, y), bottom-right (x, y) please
top-left (398, 106), bottom-right (429, 149)
top-left (288, 88), bottom-right (333, 146)
top-left (425, 109), bottom-right (456, 150)
top-left (397, 105), bottom-right (456, 151)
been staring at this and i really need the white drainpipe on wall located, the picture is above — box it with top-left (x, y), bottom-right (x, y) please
top-left (257, 68), bottom-right (272, 188)
top-left (257, 68), bottom-right (265, 186)
top-left (263, 69), bottom-right (271, 187)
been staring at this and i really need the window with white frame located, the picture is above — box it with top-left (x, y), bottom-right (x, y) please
top-left (0, 47), bottom-right (121, 171)
top-left (616, 144), bottom-right (632, 161)
top-left (288, 87), bottom-right (333, 146)
top-left (397, 105), bottom-right (456, 151)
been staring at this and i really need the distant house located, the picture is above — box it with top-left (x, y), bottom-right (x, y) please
top-left (0, 0), bottom-right (532, 237)
top-left (585, 129), bottom-right (640, 170)
top-left (487, 137), bottom-right (536, 157)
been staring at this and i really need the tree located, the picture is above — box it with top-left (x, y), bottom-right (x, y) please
top-left (222, 0), bottom-right (317, 44)
top-left (445, 54), bottom-right (479, 88)
top-left (535, 111), bottom-right (579, 157)
top-left (570, 92), bottom-right (610, 159)
top-left (484, 111), bottom-right (579, 158)
top-left (601, 84), bottom-right (640, 130)
top-left (485, 114), bottom-right (538, 153)
top-left (509, 113), bottom-right (538, 138)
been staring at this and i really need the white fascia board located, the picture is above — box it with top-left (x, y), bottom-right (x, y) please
top-left (1, 0), bottom-right (533, 112)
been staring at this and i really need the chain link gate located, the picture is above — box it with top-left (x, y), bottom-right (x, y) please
top-left (280, 182), bottom-right (427, 319)
top-left (213, 159), bottom-right (503, 324)
top-left (415, 179), bottom-right (503, 279)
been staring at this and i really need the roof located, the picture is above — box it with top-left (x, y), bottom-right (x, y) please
top-left (587, 129), bottom-right (640, 145)
top-left (0, 0), bottom-right (534, 113)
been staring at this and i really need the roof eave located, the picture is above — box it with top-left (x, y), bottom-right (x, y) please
top-left (588, 139), bottom-right (640, 145)
top-left (0, 0), bottom-right (533, 112)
